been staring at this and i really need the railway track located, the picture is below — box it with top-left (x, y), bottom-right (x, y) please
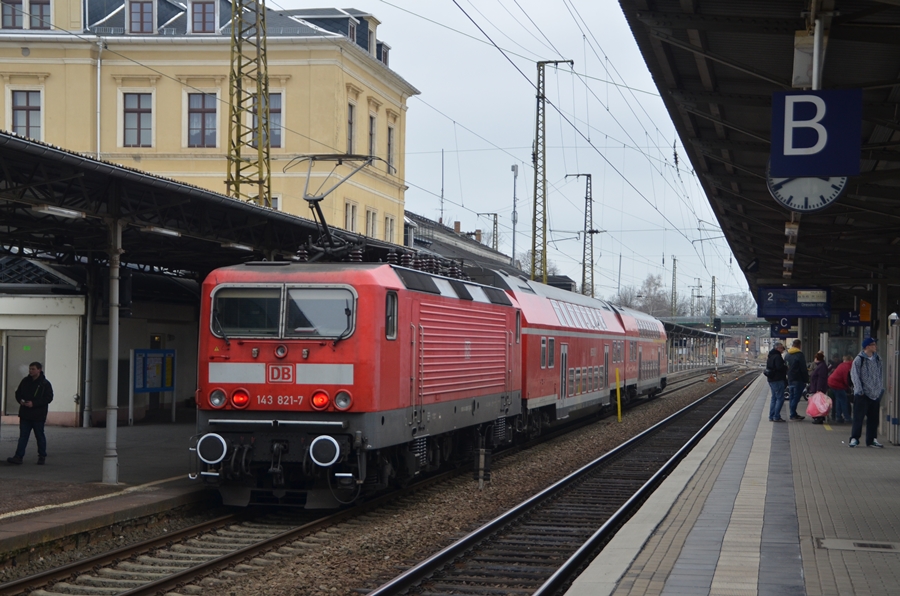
top-left (0, 368), bottom-right (735, 596)
top-left (365, 372), bottom-right (754, 596)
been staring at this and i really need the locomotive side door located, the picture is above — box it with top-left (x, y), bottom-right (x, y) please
top-left (408, 301), bottom-right (423, 429)
top-left (638, 344), bottom-right (643, 382)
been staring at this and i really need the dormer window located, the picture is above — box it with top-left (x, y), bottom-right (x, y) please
top-left (129, 0), bottom-right (154, 34)
top-left (347, 21), bottom-right (356, 43)
top-left (378, 42), bottom-right (390, 67)
top-left (192, 1), bottom-right (215, 33)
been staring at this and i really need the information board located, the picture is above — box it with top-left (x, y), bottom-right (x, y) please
top-left (757, 286), bottom-right (830, 318)
top-left (133, 349), bottom-right (175, 393)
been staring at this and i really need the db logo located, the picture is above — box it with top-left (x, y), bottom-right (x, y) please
top-left (268, 364), bottom-right (293, 383)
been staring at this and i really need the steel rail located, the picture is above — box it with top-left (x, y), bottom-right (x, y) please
top-left (365, 373), bottom-right (752, 596)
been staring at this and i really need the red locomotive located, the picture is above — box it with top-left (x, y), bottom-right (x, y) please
top-left (190, 262), bottom-right (667, 507)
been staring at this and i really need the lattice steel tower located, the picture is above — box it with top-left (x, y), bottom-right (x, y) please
top-left (566, 173), bottom-right (598, 297)
top-left (531, 60), bottom-right (572, 283)
top-left (226, 0), bottom-right (271, 207)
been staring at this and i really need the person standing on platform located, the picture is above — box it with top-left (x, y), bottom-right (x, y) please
top-left (808, 351), bottom-right (829, 424)
top-left (849, 338), bottom-right (884, 448)
top-left (828, 355), bottom-right (853, 424)
top-left (784, 339), bottom-right (809, 420)
top-left (7, 362), bottom-right (53, 465)
top-left (765, 342), bottom-right (787, 422)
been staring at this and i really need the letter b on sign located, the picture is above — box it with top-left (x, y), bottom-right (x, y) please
top-left (268, 364), bottom-right (293, 383)
top-left (769, 89), bottom-right (861, 177)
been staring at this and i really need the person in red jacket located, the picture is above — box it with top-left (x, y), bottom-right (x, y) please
top-left (827, 355), bottom-right (853, 424)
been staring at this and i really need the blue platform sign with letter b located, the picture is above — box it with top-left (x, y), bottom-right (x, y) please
top-left (770, 89), bottom-right (861, 177)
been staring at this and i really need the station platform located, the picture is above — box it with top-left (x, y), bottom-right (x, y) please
top-left (567, 374), bottom-right (900, 596)
top-left (0, 421), bottom-right (213, 558)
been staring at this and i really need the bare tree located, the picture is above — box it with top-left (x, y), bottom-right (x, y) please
top-left (719, 292), bottom-right (757, 316)
top-left (637, 274), bottom-right (669, 316)
top-left (611, 285), bottom-right (640, 308)
top-left (516, 250), bottom-right (560, 277)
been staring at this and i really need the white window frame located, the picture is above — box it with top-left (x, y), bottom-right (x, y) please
top-left (347, 101), bottom-right (356, 153)
top-left (365, 208), bottom-right (377, 237)
top-left (188, 0), bottom-right (217, 34)
top-left (347, 20), bottom-right (356, 43)
top-left (126, 0), bottom-right (157, 35)
top-left (386, 124), bottom-right (395, 173)
top-left (270, 194), bottom-right (280, 211)
top-left (181, 87), bottom-right (220, 148)
top-left (344, 200), bottom-right (358, 232)
top-left (6, 85), bottom-right (44, 141)
top-left (384, 215), bottom-right (395, 243)
top-left (367, 112), bottom-right (376, 156)
top-left (117, 87), bottom-right (156, 149)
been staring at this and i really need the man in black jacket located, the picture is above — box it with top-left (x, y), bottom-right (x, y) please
top-left (7, 361), bottom-right (53, 465)
top-left (766, 342), bottom-right (788, 422)
top-left (784, 339), bottom-right (809, 420)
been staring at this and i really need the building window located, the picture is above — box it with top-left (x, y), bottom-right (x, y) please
top-left (387, 125), bottom-right (395, 172)
top-left (188, 93), bottom-right (216, 148)
top-left (192, 1), bottom-right (215, 33)
top-left (11, 90), bottom-right (40, 140)
top-left (30, 0), bottom-right (49, 29)
top-left (129, 1), bottom-right (153, 33)
top-left (123, 92), bottom-right (152, 147)
top-left (381, 46), bottom-right (389, 66)
top-left (2, 0), bottom-right (22, 29)
top-left (347, 103), bottom-right (355, 153)
top-left (347, 21), bottom-right (356, 43)
top-left (368, 115), bottom-right (376, 156)
top-left (250, 92), bottom-right (281, 148)
top-left (344, 201), bottom-right (357, 232)
top-left (366, 209), bottom-right (377, 237)
top-left (384, 215), bottom-right (395, 243)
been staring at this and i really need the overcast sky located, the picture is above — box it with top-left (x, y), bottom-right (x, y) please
top-left (282, 1), bottom-right (751, 305)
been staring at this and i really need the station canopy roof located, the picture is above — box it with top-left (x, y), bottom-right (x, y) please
top-left (619, 0), bottom-right (900, 312)
top-left (0, 132), bottom-right (402, 276)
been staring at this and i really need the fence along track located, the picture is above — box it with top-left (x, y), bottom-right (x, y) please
top-left (366, 373), bottom-right (754, 596)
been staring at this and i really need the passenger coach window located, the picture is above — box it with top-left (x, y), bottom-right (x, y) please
top-left (385, 291), bottom-right (398, 340)
top-left (285, 287), bottom-right (354, 338)
top-left (213, 287), bottom-right (281, 337)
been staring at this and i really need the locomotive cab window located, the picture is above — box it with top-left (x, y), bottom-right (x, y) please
top-left (540, 337), bottom-right (547, 368)
top-left (212, 287), bottom-right (281, 337)
top-left (548, 337), bottom-right (555, 368)
top-left (285, 287), bottom-right (355, 338)
top-left (385, 291), bottom-right (398, 340)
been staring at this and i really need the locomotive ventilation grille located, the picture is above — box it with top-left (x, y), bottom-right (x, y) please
top-left (412, 437), bottom-right (428, 468)
top-left (493, 416), bottom-right (507, 444)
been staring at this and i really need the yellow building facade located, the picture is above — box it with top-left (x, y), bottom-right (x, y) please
top-left (0, 3), bottom-right (417, 242)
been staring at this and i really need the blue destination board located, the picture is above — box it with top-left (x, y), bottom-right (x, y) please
top-left (757, 287), bottom-right (830, 318)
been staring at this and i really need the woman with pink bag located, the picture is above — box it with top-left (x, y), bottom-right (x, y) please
top-left (807, 351), bottom-right (831, 424)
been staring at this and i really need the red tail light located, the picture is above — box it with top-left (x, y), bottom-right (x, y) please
top-left (311, 391), bottom-right (330, 410)
top-left (232, 389), bottom-right (250, 409)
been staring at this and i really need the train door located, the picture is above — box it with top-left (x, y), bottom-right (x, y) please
top-left (638, 344), bottom-right (643, 382)
top-left (559, 343), bottom-right (568, 399)
top-left (409, 302), bottom-right (424, 429)
top-left (604, 345), bottom-right (609, 388)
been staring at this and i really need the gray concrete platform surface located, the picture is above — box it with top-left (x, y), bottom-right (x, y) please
top-left (567, 376), bottom-right (900, 596)
top-left (0, 421), bottom-right (213, 556)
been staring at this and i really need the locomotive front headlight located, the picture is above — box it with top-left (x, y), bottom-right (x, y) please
top-left (209, 389), bottom-right (227, 408)
top-left (311, 390), bottom-right (330, 410)
top-left (231, 388), bottom-right (251, 409)
top-left (274, 344), bottom-right (288, 359)
top-left (334, 391), bottom-right (352, 410)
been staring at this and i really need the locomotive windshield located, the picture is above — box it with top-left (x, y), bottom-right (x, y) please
top-left (213, 288), bottom-right (281, 337)
top-left (285, 288), bottom-right (354, 338)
